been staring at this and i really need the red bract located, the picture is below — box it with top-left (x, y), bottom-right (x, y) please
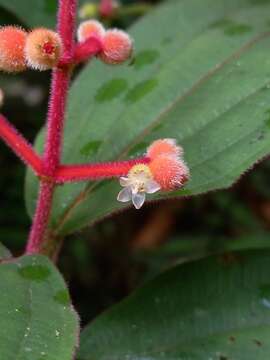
top-left (25, 28), bottom-right (63, 70)
top-left (77, 20), bottom-right (105, 43)
top-left (147, 138), bottom-right (183, 160)
top-left (100, 29), bottom-right (133, 64)
top-left (0, 26), bottom-right (27, 72)
top-left (149, 154), bottom-right (190, 191)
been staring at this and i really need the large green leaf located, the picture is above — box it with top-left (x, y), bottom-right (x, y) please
top-left (78, 249), bottom-right (270, 360)
top-left (0, 255), bottom-right (79, 360)
top-left (26, 0), bottom-right (270, 235)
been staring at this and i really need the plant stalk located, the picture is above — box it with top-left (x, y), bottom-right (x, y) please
top-left (56, 157), bottom-right (150, 183)
top-left (26, 0), bottom-right (77, 255)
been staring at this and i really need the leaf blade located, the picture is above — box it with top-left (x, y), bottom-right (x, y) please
top-left (0, 255), bottom-right (79, 360)
top-left (78, 249), bottom-right (270, 360)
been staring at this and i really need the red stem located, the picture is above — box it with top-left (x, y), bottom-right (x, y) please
top-left (73, 36), bottom-right (102, 63)
top-left (56, 157), bottom-right (150, 183)
top-left (43, 70), bottom-right (70, 175)
top-left (0, 114), bottom-right (42, 175)
top-left (26, 0), bottom-right (77, 254)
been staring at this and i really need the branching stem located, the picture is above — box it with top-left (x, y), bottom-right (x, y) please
top-left (0, 0), bottom-right (145, 257)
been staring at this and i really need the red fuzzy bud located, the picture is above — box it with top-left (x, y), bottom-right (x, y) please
top-left (25, 28), bottom-right (62, 71)
top-left (149, 154), bottom-right (190, 191)
top-left (147, 138), bottom-right (183, 160)
top-left (100, 29), bottom-right (133, 65)
top-left (0, 26), bottom-right (27, 73)
top-left (77, 20), bottom-right (105, 43)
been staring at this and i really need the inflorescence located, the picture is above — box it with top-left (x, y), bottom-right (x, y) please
top-left (0, 20), bottom-right (133, 73)
top-left (0, 0), bottom-right (191, 257)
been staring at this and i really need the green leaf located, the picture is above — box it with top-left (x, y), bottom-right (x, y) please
top-left (0, 242), bottom-right (11, 260)
top-left (0, 255), bottom-right (79, 360)
top-left (26, 0), bottom-right (270, 235)
top-left (78, 249), bottom-right (270, 360)
top-left (0, 0), bottom-right (57, 27)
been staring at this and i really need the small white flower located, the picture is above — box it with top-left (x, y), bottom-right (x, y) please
top-left (117, 164), bottom-right (161, 209)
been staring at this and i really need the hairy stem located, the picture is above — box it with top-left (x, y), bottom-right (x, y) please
top-left (26, 0), bottom-right (77, 255)
top-left (73, 36), bottom-right (102, 63)
top-left (0, 114), bottom-right (42, 174)
top-left (56, 157), bottom-right (150, 183)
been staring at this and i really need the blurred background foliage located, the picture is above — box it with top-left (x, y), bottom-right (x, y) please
top-left (0, 0), bottom-right (270, 326)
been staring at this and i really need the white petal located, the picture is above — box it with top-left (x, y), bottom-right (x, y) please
top-left (132, 192), bottom-right (145, 209)
top-left (145, 180), bottom-right (161, 194)
top-left (117, 187), bottom-right (132, 203)
top-left (119, 177), bottom-right (131, 187)
top-left (131, 185), bottom-right (139, 195)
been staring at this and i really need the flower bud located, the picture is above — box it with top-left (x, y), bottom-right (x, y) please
top-left (147, 138), bottom-right (183, 160)
top-left (149, 154), bottom-right (190, 191)
top-left (100, 29), bottom-right (133, 65)
top-left (0, 26), bottom-right (27, 72)
top-left (25, 28), bottom-right (62, 71)
top-left (77, 20), bottom-right (105, 43)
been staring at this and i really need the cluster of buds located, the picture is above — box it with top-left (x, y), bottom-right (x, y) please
top-left (77, 19), bottom-right (133, 64)
top-left (0, 20), bottom-right (132, 73)
top-left (0, 26), bottom-right (62, 72)
top-left (117, 139), bottom-right (190, 209)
